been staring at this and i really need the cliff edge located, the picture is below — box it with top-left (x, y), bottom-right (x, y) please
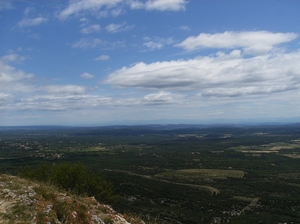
top-left (0, 174), bottom-right (144, 224)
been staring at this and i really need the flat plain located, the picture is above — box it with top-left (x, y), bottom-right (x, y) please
top-left (0, 124), bottom-right (300, 223)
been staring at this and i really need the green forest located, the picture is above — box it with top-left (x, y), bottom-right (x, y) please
top-left (1, 124), bottom-right (300, 223)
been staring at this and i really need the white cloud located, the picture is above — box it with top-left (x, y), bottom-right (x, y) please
top-left (129, 0), bottom-right (187, 11)
top-left (106, 22), bottom-right (134, 33)
top-left (105, 50), bottom-right (300, 97)
top-left (13, 94), bottom-right (112, 111)
top-left (18, 17), bottom-right (48, 28)
top-left (209, 111), bottom-right (224, 116)
top-left (228, 49), bottom-right (241, 58)
top-left (94, 55), bottom-right (110, 61)
top-left (0, 59), bottom-right (33, 83)
top-left (111, 7), bottom-right (123, 17)
top-left (143, 41), bottom-right (164, 50)
top-left (0, 93), bottom-right (12, 102)
top-left (0, 59), bottom-right (34, 93)
top-left (143, 37), bottom-right (174, 50)
top-left (97, 10), bottom-right (109, 18)
top-left (80, 17), bottom-right (89, 22)
top-left (176, 31), bottom-right (298, 55)
top-left (43, 85), bottom-right (86, 95)
top-left (179, 26), bottom-right (190, 31)
top-left (58, 0), bottom-right (186, 20)
top-left (80, 24), bottom-right (101, 34)
top-left (143, 91), bottom-right (176, 105)
top-left (58, 0), bottom-right (123, 20)
top-left (201, 85), bottom-right (296, 97)
top-left (0, 1), bottom-right (13, 11)
top-left (1, 54), bottom-right (27, 63)
top-left (24, 7), bottom-right (34, 15)
top-left (0, 54), bottom-right (181, 114)
top-left (0, 58), bottom-right (114, 112)
top-left (80, 72), bottom-right (94, 79)
top-left (71, 38), bottom-right (102, 49)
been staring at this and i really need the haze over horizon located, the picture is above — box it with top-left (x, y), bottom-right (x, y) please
top-left (1, 0), bottom-right (300, 126)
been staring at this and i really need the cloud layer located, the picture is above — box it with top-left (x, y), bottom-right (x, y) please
top-left (58, 0), bottom-right (123, 19)
top-left (80, 72), bottom-right (94, 79)
top-left (1, 0), bottom-right (299, 125)
top-left (106, 22), bottom-right (134, 33)
top-left (2, 29), bottom-right (299, 116)
top-left (176, 31), bottom-right (298, 55)
top-left (58, 0), bottom-right (187, 20)
top-left (128, 0), bottom-right (186, 11)
top-left (105, 50), bottom-right (300, 97)
top-left (71, 38), bottom-right (102, 49)
top-left (80, 24), bottom-right (101, 34)
top-left (18, 17), bottom-right (48, 27)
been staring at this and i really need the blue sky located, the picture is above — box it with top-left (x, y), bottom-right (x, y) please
top-left (1, 0), bottom-right (300, 126)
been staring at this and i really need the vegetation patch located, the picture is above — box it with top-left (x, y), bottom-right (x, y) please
top-left (156, 169), bottom-right (244, 179)
top-left (2, 125), bottom-right (300, 223)
top-left (281, 153), bottom-right (300, 159)
top-left (20, 162), bottom-right (118, 204)
top-left (231, 142), bottom-right (300, 153)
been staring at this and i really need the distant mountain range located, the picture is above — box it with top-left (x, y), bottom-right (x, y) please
top-left (1, 119), bottom-right (300, 131)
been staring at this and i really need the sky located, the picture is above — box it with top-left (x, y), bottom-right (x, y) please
top-left (1, 0), bottom-right (300, 126)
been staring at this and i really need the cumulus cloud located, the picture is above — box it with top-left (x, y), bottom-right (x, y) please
top-left (143, 37), bottom-right (174, 50)
top-left (1, 54), bottom-right (27, 63)
top-left (0, 56), bottom-right (115, 112)
top-left (80, 72), bottom-right (94, 79)
top-left (80, 24), bottom-right (101, 34)
top-left (176, 31), bottom-right (298, 55)
top-left (129, 0), bottom-right (187, 11)
top-left (58, 0), bottom-right (123, 19)
top-left (0, 60), bottom-right (112, 112)
top-left (105, 50), bottom-right (300, 97)
top-left (143, 91), bottom-right (176, 105)
top-left (143, 41), bottom-right (164, 50)
top-left (94, 55), bottom-right (110, 61)
top-left (106, 22), bottom-right (134, 33)
top-left (0, 58), bottom-right (34, 93)
top-left (71, 38), bottom-right (102, 49)
top-left (18, 17), bottom-right (48, 28)
top-left (0, 56), bottom-right (102, 112)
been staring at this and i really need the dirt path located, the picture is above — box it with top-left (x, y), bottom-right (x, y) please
top-left (105, 169), bottom-right (220, 195)
top-left (242, 197), bottom-right (260, 211)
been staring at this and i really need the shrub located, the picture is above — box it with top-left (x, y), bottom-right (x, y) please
top-left (20, 162), bottom-right (118, 204)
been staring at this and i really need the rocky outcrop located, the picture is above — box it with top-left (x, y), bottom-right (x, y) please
top-left (0, 174), bottom-right (144, 224)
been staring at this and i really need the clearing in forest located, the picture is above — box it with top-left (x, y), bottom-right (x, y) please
top-left (156, 169), bottom-right (244, 179)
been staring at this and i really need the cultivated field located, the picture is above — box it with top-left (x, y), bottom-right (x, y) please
top-left (156, 169), bottom-right (244, 179)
